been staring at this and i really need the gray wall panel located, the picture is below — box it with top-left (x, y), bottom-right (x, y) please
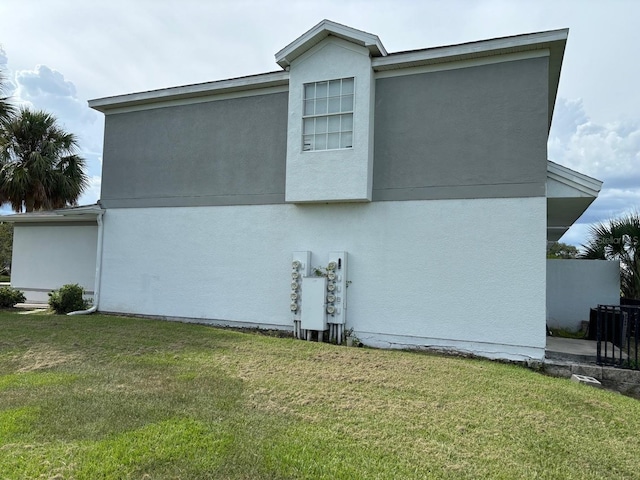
top-left (101, 92), bottom-right (288, 207)
top-left (373, 57), bottom-right (549, 200)
top-left (100, 58), bottom-right (550, 208)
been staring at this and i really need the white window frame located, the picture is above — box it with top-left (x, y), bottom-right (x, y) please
top-left (302, 77), bottom-right (354, 152)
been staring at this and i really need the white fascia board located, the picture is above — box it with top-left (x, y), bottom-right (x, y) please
top-left (89, 71), bottom-right (289, 113)
top-left (0, 205), bottom-right (104, 223)
top-left (372, 28), bottom-right (568, 133)
top-left (0, 213), bottom-right (100, 224)
top-left (547, 160), bottom-right (603, 198)
top-left (372, 28), bottom-right (568, 70)
top-left (275, 19), bottom-right (387, 69)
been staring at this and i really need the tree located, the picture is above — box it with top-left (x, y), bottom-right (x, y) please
top-left (580, 212), bottom-right (640, 299)
top-left (0, 107), bottom-right (88, 212)
top-left (0, 222), bottom-right (12, 275)
top-left (547, 242), bottom-right (579, 259)
top-left (0, 69), bottom-right (14, 124)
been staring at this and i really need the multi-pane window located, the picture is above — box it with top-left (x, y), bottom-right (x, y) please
top-left (302, 77), bottom-right (354, 151)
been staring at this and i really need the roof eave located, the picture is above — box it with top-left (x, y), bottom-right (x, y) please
top-left (0, 205), bottom-right (104, 223)
top-left (89, 71), bottom-right (290, 113)
top-left (275, 19), bottom-right (387, 69)
top-left (547, 160), bottom-right (602, 198)
top-left (372, 28), bottom-right (568, 132)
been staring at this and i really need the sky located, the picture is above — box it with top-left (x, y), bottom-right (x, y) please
top-left (0, 0), bottom-right (638, 247)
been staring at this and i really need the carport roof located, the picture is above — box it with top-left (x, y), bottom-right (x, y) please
top-left (547, 161), bottom-right (602, 242)
top-left (0, 204), bottom-right (104, 223)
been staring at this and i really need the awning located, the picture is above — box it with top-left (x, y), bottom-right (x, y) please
top-left (547, 161), bottom-right (602, 242)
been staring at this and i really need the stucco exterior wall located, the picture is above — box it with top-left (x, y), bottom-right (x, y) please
top-left (99, 196), bottom-right (547, 360)
top-left (373, 56), bottom-right (549, 201)
top-left (285, 37), bottom-right (375, 202)
top-left (11, 224), bottom-right (98, 303)
top-left (100, 92), bottom-right (289, 208)
top-left (546, 259), bottom-right (620, 331)
top-left (99, 56), bottom-right (550, 209)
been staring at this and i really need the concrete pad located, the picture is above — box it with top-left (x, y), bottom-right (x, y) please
top-left (546, 337), bottom-right (597, 356)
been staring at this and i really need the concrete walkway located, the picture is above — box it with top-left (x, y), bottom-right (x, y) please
top-left (545, 336), bottom-right (639, 397)
top-left (546, 336), bottom-right (599, 363)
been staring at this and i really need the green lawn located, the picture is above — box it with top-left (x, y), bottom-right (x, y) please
top-left (1, 311), bottom-right (639, 479)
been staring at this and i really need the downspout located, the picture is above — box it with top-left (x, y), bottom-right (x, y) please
top-left (68, 210), bottom-right (104, 315)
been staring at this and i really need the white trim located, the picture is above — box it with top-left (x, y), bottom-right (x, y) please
top-left (547, 160), bottom-right (602, 198)
top-left (372, 28), bottom-right (568, 71)
top-left (0, 206), bottom-right (104, 223)
top-left (89, 71), bottom-right (289, 113)
top-left (95, 85), bottom-right (290, 115)
top-left (374, 49), bottom-right (549, 79)
top-left (275, 19), bottom-right (387, 69)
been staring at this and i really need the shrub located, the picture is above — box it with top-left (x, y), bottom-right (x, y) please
top-left (48, 283), bottom-right (89, 314)
top-left (0, 286), bottom-right (26, 308)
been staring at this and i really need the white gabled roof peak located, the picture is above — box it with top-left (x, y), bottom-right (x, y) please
top-left (275, 19), bottom-right (387, 69)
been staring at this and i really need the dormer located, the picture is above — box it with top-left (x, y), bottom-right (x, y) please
top-left (278, 20), bottom-right (387, 203)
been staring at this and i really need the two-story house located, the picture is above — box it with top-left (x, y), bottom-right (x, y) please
top-left (6, 20), bottom-right (602, 361)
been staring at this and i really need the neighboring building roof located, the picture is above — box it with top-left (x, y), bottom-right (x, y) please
top-left (89, 21), bottom-right (568, 132)
top-left (546, 161), bottom-right (602, 242)
top-left (0, 204), bottom-right (104, 224)
top-left (547, 160), bottom-right (602, 198)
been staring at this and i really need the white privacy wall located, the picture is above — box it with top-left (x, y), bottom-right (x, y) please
top-left (12, 224), bottom-right (98, 303)
top-left (99, 196), bottom-right (547, 360)
top-left (546, 259), bottom-right (620, 331)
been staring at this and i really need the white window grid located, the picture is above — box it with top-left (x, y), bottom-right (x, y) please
top-left (302, 77), bottom-right (354, 152)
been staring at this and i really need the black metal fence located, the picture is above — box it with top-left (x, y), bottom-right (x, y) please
top-left (596, 305), bottom-right (640, 370)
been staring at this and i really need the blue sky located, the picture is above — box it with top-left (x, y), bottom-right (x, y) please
top-left (1, 0), bottom-right (638, 247)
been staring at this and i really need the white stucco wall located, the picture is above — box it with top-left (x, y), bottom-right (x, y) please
top-left (546, 259), bottom-right (620, 331)
top-left (11, 224), bottom-right (98, 303)
top-left (285, 37), bottom-right (375, 202)
top-left (99, 196), bottom-right (547, 361)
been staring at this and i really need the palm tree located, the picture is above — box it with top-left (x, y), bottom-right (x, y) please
top-left (580, 212), bottom-right (640, 299)
top-left (0, 107), bottom-right (88, 212)
top-left (0, 69), bottom-right (14, 123)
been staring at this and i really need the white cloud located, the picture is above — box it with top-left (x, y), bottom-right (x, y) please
top-left (14, 65), bottom-right (94, 128)
top-left (16, 65), bottom-right (76, 97)
top-left (11, 64), bottom-right (104, 179)
top-left (550, 98), bottom-right (640, 246)
top-left (549, 99), bottom-right (640, 181)
top-left (77, 175), bottom-right (101, 206)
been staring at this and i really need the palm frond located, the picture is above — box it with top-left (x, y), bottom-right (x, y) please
top-left (0, 107), bottom-right (88, 212)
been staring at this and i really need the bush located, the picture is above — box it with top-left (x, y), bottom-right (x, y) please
top-left (48, 283), bottom-right (89, 314)
top-left (0, 286), bottom-right (26, 308)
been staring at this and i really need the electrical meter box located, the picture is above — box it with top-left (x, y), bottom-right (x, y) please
top-left (300, 276), bottom-right (327, 331)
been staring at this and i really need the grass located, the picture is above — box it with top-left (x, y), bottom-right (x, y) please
top-left (549, 327), bottom-right (587, 339)
top-left (1, 312), bottom-right (639, 479)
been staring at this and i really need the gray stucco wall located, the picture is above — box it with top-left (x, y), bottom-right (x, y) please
top-left (100, 57), bottom-right (550, 208)
top-left (100, 92), bottom-right (289, 208)
top-left (372, 57), bottom-right (549, 201)
top-left (546, 259), bottom-right (620, 331)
